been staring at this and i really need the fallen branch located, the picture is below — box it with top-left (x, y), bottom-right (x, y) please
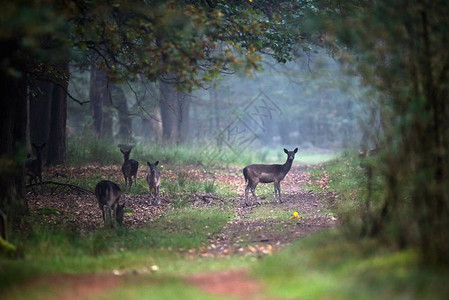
top-left (26, 181), bottom-right (94, 195)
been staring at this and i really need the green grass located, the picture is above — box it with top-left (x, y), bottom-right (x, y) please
top-left (66, 136), bottom-right (123, 166)
top-left (9, 151), bottom-right (449, 299)
top-left (67, 136), bottom-right (266, 167)
top-left (67, 136), bottom-right (337, 168)
top-left (249, 204), bottom-right (292, 221)
top-left (254, 230), bottom-right (449, 299)
top-left (296, 152), bottom-right (338, 165)
top-left (308, 152), bottom-right (387, 235)
top-left (260, 148), bottom-right (337, 165)
top-left (0, 207), bottom-right (236, 293)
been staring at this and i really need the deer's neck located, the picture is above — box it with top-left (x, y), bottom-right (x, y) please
top-left (282, 158), bottom-right (293, 175)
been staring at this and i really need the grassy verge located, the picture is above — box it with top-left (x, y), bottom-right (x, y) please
top-left (255, 230), bottom-right (449, 299)
top-left (1, 207), bottom-right (238, 292)
top-left (253, 152), bottom-right (449, 299)
top-left (67, 136), bottom-right (264, 167)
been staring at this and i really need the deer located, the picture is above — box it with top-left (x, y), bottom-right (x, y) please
top-left (95, 180), bottom-right (125, 228)
top-left (120, 148), bottom-right (139, 190)
top-left (25, 143), bottom-right (46, 192)
top-left (243, 148), bottom-right (298, 206)
top-left (146, 161), bottom-right (161, 205)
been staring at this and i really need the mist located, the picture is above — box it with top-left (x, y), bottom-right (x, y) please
top-left (67, 49), bottom-right (367, 158)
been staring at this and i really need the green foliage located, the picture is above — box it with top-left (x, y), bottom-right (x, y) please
top-left (255, 231), bottom-right (449, 299)
top-left (0, 237), bottom-right (17, 258)
top-left (203, 181), bottom-right (216, 194)
top-left (327, 0), bottom-right (449, 264)
top-left (1, 207), bottom-right (232, 286)
top-left (66, 136), bottom-right (122, 166)
top-left (132, 142), bottom-right (257, 167)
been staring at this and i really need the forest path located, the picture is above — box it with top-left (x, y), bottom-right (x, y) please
top-left (184, 165), bottom-right (338, 299)
top-left (19, 164), bottom-right (337, 300)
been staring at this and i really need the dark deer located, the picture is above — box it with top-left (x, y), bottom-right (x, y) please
top-left (95, 180), bottom-right (124, 228)
top-left (120, 148), bottom-right (139, 189)
top-left (25, 143), bottom-right (46, 192)
top-left (243, 148), bottom-right (298, 206)
top-left (146, 161), bottom-right (161, 205)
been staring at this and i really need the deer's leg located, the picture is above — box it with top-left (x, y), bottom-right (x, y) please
top-left (275, 182), bottom-right (282, 203)
top-left (156, 186), bottom-right (160, 205)
top-left (251, 184), bottom-right (260, 206)
top-left (244, 183), bottom-right (251, 206)
top-left (273, 183), bottom-right (276, 202)
top-left (278, 184), bottom-right (282, 203)
top-left (38, 174), bottom-right (43, 192)
top-left (101, 206), bottom-right (106, 227)
top-left (103, 204), bottom-right (110, 227)
top-left (112, 204), bottom-right (117, 229)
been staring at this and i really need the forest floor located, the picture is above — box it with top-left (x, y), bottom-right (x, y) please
top-left (19, 164), bottom-right (337, 299)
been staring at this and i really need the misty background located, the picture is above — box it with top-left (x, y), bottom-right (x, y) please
top-left (67, 49), bottom-right (368, 158)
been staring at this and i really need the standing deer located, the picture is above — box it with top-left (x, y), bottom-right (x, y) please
top-left (25, 143), bottom-right (46, 192)
top-left (243, 148), bottom-right (298, 206)
top-left (146, 161), bottom-right (161, 205)
top-left (95, 180), bottom-right (124, 228)
top-left (120, 148), bottom-right (139, 190)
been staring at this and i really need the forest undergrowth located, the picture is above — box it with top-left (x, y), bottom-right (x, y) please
top-left (2, 146), bottom-right (449, 299)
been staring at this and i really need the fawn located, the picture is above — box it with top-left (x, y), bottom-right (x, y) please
top-left (146, 161), bottom-right (161, 205)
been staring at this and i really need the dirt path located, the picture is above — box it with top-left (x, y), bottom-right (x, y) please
top-left (183, 165), bottom-right (337, 299)
top-left (19, 164), bottom-right (336, 299)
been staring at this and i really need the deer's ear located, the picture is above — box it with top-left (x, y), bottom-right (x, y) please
top-left (41, 143), bottom-right (46, 148)
top-left (294, 148), bottom-right (298, 153)
top-left (155, 161), bottom-right (159, 166)
top-left (284, 148), bottom-right (288, 154)
top-left (120, 149), bottom-right (124, 153)
top-left (147, 162), bottom-right (151, 167)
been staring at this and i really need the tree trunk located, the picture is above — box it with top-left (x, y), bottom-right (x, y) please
top-left (159, 79), bottom-right (179, 143)
top-left (46, 62), bottom-right (69, 165)
top-left (178, 93), bottom-right (191, 143)
top-left (102, 89), bottom-right (114, 140)
top-left (111, 84), bottom-right (132, 142)
top-left (90, 66), bottom-right (107, 137)
top-left (148, 105), bottom-right (163, 142)
top-left (29, 80), bottom-right (52, 162)
top-left (0, 40), bottom-right (28, 217)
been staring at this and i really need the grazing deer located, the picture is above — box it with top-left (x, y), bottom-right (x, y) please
top-left (120, 148), bottom-right (139, 189)
top-left (25, 143), bottom-right (46, 192)
top-left (146, 161), bottom-right (161, 205)
top-left (243, 148), bottom-right (298, 206)
top-left (95, 180), bottom-right (124, 228)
